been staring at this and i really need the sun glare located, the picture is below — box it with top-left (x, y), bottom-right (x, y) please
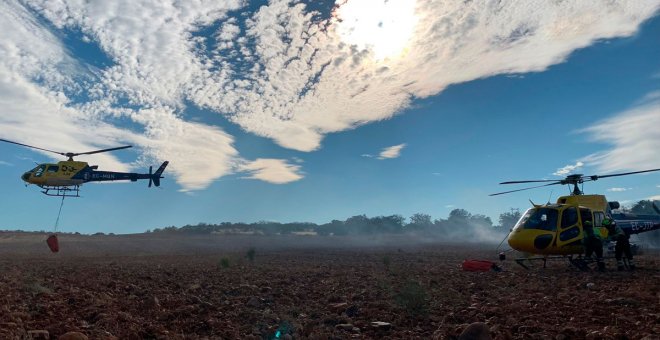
top-left (335, 0), bottom-right (418, 61)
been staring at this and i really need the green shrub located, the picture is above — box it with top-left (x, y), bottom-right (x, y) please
top-left (382, 255), bottom-right (391, 270)
top-left (395, 281), bottom-right (429, 318)
top-left (246, 247), bottom-right (256, 263)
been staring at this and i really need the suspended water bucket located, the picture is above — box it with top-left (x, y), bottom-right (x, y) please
top-left (46, 235), bottom-right (59, 253)
top-left (462, 259), bottom-right (498, 272)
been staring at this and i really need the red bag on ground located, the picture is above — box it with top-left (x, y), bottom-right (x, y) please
top-left (462, 259), bottom-right (496, 272)
top-left (46, 235), bottom-right (59, 253)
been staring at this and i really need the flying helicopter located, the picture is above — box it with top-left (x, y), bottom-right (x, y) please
top-left (491, 168), bottom-right (660, 268)
top-left (1, 138), bottom-right (169, 197)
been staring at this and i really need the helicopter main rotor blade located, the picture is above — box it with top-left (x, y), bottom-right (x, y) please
top-left (490, 182), bottom-right (562, 196)
top-left (0, 138), bottom-right (65, 156)
top-left (589, 168), bottom-right (660, 181)
top-left (70, 145), bottom-right (132, 157)
top-left (499, 179), bottom-right (561, 184)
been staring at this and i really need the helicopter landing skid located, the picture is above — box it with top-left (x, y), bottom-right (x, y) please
top-left (515, 255), bottom-right (620, 271)
top-left (40, 185), bottom-right (80, 197)
top-left (515, 256), bottom-right (551, 269)
top-left (514, 255), bottom-right (582, 269)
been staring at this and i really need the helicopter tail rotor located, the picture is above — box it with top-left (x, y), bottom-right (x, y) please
top-left (150, 161), bottom-right (169, 187)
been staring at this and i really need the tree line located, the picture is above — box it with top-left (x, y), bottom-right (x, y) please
top-left (149, 200), bottom-right (659, 238)
top-left (150, 207), bottom-right (521, 236)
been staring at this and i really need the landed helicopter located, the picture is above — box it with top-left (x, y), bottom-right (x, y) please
top-left (1, 138), bottom-right (169, 197)
top-left (491, 169), bottom-right (660, 268)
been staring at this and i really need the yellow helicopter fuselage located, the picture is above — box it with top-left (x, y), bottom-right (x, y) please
top-left (22, 161), bottom-right (89, 187)
top-left (21, 160), bottom-right (169, 193)
top-left (507, 195), bottom-right (611, 256)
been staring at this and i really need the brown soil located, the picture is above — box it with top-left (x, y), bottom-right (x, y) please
top-left (0, 233), bottom-right (658, 339)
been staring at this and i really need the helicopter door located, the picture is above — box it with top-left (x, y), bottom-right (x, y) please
top-left (556, 207), bottom-right (582, 249)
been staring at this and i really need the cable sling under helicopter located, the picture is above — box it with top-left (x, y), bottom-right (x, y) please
top-left (54, 194), bottom-right (65, 232)
top-left (46, 195), bottom-right (65, 253)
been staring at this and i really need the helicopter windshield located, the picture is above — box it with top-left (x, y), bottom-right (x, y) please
top-left (515, 208), bottom-right (558, 231)
top-left (32, 165), bottom-right (46, 177)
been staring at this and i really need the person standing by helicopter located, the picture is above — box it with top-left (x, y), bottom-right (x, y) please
top-left (583, 220), bottom-right (606, 272)
top-left (603, 218), bottom-right (635, 271)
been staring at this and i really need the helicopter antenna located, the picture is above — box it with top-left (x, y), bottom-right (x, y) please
top-left (547, 190), bottom-right (553, 204)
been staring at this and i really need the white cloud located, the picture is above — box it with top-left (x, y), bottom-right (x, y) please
top-left (445, 204), bottom-right (455, 209)
top-left (553, 161), bottom-right (584, 176)
top-left (193, 0), bottom-right (660, 152)
top-left (641, 90), bottom-right (660, 102)
top-left (582, 99), bottom-right (660, 173)
top-left (239, 158), bottom-right (304, 184)
top-left (607, 187), bottom-right (632, 192)
top-left (648, 195), bottom-right (660, 201)
top-left (0, 0), bottom-right (247, 189)
top-left (378, 143), bottom-right (406, 160)
top-left (0, 161), bottom-right (13, 166)
top-left (3, 0), bottom-right (659, 189)
top-left (0, 69), bottom-right (132, 171)
top-left (129, 108), bottom-right (240, 191)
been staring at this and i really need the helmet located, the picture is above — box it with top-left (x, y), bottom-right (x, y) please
top-left (583, 220), bottom-right (592, 225)
top-left (602, 218), bottom-right (611, 226)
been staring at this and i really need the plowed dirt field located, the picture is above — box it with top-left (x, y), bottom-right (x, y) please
top-left (1, 233), bottom-right (658, 339)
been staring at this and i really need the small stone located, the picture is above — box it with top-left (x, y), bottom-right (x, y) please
top-left (27, 330), bottom-right (49, 339)
top-left (586, 331), bottom-right (602, 340)
top-left (329, 302), bottom-right (348, 312)
top-left (371, 321), bottom-right (392, 330)
top-left (246, 297), bottom-right (260, 308)
top-left (336, 323), bottom-right (354, 331)
top-left (345, 305), bottom-right (359, 317)
top-left (586, 282), bottom-right (595, 289)
top-left (458, 322), bottom-right (492, 340)
top-left (59, 332), bottom-right (89, 340)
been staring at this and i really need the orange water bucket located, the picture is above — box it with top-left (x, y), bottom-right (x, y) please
top-left (46, 235), bottom-right (59, 253)
top-left (462, 259), bottom-right (495, 272)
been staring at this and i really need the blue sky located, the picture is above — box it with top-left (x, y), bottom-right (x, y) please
top-left (1, 0), bottom-right (659, 233)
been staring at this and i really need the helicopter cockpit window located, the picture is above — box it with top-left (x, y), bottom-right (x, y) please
top-left (33, 165), bottom-right (46, 177)
top-left (47, 165), bottom-right (59, 173)
top-left (561, 207), bottom-right (578, 228)
top-left (518, 208), bottom-right (558, 231)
